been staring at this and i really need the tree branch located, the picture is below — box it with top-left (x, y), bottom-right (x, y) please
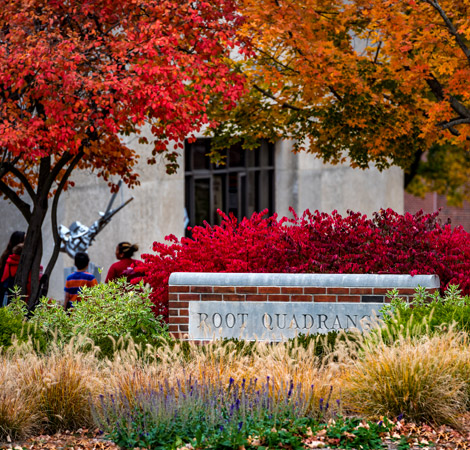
top-left (448, 96), bottom-right (470, 120)
top-left (426, 73), bottom-right (445, 101)
top-left (0, 154), bottom-right (21, 180)
top-left (0, 180), bottom-right (31, 220)
top-left (405, 148), bottom-right (424, 188)
top-left (44, 150), bottom-right (84, 278)
top-left (439, 117), bottom-right (470, 129)
top-left (36, 156), bottom-right (51, 201)
top-left (45, 152), bottom-right (75, 193)
top-left (374, 41), bottom-right (382, 64)
top-left (423, 0), bottom-right (470, 64)
top-left (256, 48), bottom-right (301, 75)
top-left (328, 86), bottom-right (343, 102)
top-left (426, 74), bottom-right (470, 130)
top-left (253, 84), bottom-right (304, 112)
top-left (2, 162), bottom-right (36, 200)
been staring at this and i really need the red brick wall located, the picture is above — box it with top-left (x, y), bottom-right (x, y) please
top-left (405, 191), bottom-right (470, 230)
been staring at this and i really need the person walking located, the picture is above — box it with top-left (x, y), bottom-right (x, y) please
top-left (105, 242), bottom-right (141, 283)
top-left (64, 252), bottom-right (98, 310)
top-left (1, 243), bottom-right (24, 306)
top-left (0, 231), bottom-right (25, 280)
top-left (0, 231), bottom-right (25, 306)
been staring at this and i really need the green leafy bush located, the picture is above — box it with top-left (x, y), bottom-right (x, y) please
top-left (292, 330), bottom-right (358, 359)
top-left (0, 299), bottom-right (47, 351)
top-left (25, 279), bottom-right (168, 357)
top-left (380, 285), bottom-right (470, 335)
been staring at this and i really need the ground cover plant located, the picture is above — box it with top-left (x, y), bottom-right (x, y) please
top-left (139, 208), bottom-right (470, 317)
top-left (3, 284), bottom-right (470, 447)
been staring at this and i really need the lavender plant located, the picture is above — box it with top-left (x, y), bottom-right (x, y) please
top-left (92, 376), bottom-right (333, 449)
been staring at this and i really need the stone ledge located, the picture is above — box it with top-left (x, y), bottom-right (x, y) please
top-left (169, 272), bottom-right (440, 288)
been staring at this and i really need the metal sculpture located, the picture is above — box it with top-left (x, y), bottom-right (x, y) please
top-left (59, 181), bottom-right (134, 258)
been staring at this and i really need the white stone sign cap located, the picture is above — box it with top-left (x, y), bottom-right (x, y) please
top-left (169, 272), bottom-right (440, 288)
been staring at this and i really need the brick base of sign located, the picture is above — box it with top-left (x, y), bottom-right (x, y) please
top-left (167, 273), bottom-right (440, 340)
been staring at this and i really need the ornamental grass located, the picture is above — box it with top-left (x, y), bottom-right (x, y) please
top-left (0, 352), bottom-right (41, 440)
top-left (339, 321), bottom-right (470, 426)
top-left (1, 336), bottom-right (103, 437)
top-left (2, 322), bottom-right (470, 440)
top-left (104, 336), bottom-right (342, 420)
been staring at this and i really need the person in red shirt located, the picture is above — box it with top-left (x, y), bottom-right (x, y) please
top-left (1, 243), bottom-right (23, 282)
top-left (0, 231), bottom-right (25, 280)
top-left (105, 242), bottom-right (141, 283)
top-left (1, 243), bottom-right (26, 306)
top-left (0, 234), bottom-right (42, 306)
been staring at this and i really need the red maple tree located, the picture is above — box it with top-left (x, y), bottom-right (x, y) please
top-left (0, 0), bottom-right (248, 306)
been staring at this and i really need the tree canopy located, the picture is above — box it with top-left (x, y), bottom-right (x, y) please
top-left (211, 0), bottom-right (470, 203)
top-left (0, 0), bottom-right (247, 305)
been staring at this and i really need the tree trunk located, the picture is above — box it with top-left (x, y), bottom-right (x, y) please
top-left (15, 157), bottom-right (52, 310)
top-left (3, 151), bottom-right (85, 309)
top-left (39, 151), bottom-right (84, 304)
top-left (15, 192), bottom-right (48, 310)
top-left (404, 148), bottom-right (424, 189)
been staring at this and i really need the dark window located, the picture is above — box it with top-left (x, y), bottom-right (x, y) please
top-left (185, 139), bottom-right (275, 231)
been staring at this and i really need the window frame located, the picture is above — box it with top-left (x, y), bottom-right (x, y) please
top-left (184, 138), bottom-right (275, 229)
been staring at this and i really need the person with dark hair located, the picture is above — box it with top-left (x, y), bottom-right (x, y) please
top-left (105, 242), bottom-right (141, 283)
top-left (1, 243), bottom-right (24, 306)
top-left (0, 231), bottom-right (25, 280)
top-left (0, 231), bottom-right (25, 306)
top-left (64, 252), bottom-right (98, 310)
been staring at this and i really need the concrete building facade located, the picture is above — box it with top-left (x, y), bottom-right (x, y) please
top-left (0, 135), bottom-right (404, 301)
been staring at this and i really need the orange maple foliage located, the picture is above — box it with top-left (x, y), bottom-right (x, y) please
top-left (213, 0), bottom-right (470, 200)
top-left (0, 0), bottom-right (248, 304)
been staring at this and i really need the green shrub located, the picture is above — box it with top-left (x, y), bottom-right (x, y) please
top-left (25, 279), bottom-right (168, 356)
top-left (380, 285), bottom-right (470, 336)
top-left (0, 301), bottom-right (47, 351)
top-left (291, 330), bottom-right (357, 359)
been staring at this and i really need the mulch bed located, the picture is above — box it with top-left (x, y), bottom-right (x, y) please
top-left (0, 429), bottom-right (118, 450)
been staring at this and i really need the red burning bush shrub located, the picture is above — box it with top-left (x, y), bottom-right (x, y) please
top-left (139, 208), bottom-right (470, 318)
